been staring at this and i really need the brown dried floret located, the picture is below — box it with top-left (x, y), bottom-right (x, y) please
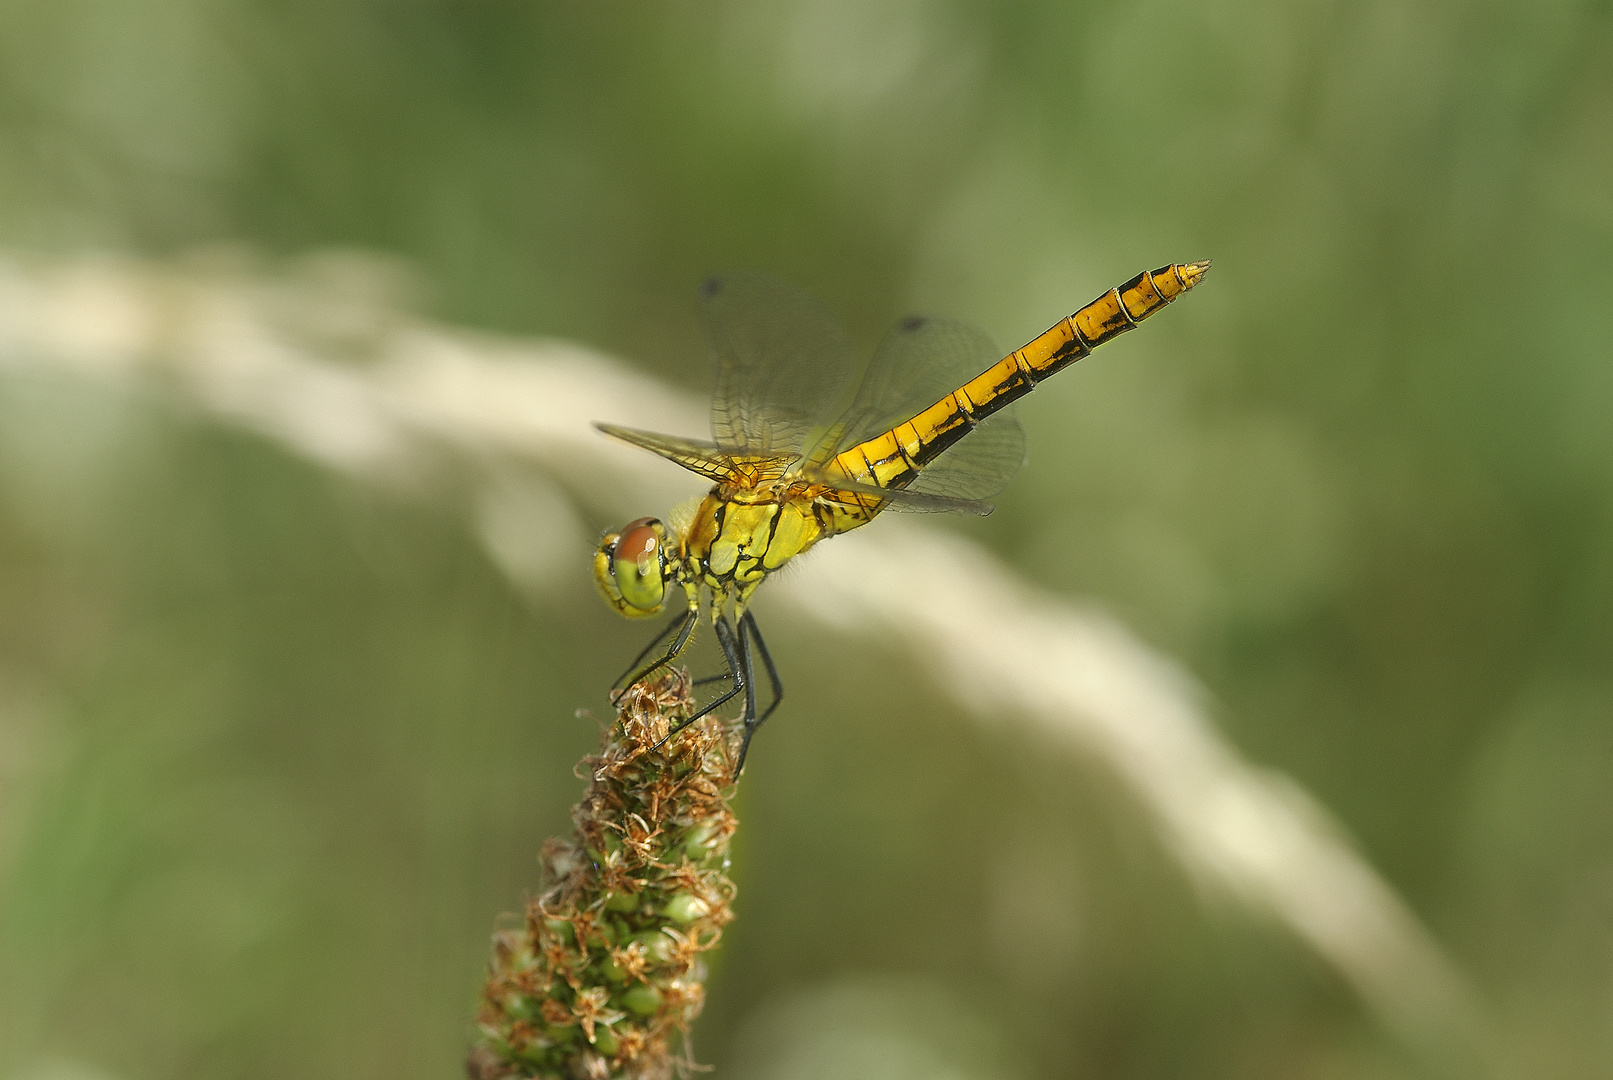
top-left (470, 670), bottom-right (738, 1079)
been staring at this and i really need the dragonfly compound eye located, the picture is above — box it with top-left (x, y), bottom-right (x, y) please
top-left (599, 517), bottom-right (667, 615)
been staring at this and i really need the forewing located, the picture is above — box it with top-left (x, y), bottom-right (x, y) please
top-left (701, 275), bottom-right (859, 457)
top-left (594, 423), bottom-right (741, 484)
top-left (809, 314), bottom-right (1029, 504)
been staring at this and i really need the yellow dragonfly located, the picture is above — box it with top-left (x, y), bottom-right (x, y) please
top-left (595, 261), bottom-right (1209, 771)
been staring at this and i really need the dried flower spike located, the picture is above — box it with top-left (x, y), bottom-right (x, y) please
top-left (469, 669), bottom-right (738, 1080)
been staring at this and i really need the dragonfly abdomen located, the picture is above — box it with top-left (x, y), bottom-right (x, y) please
top-left (834, 261), bottom-right (1210, 492)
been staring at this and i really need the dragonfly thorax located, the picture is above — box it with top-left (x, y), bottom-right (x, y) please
top-left (682, 489), bottom-right (828, 598)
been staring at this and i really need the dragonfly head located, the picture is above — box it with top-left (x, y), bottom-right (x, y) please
top-left (594, 517), bottom-right (671, 618)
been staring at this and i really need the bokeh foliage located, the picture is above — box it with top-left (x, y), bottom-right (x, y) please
top-left (1, 2), bottom-right (1611, 1078)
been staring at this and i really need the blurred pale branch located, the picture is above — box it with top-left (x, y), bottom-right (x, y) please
top-left (0, 249), bottom-right (1484, 1065)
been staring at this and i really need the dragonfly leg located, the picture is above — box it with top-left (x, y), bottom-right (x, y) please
top-left (614, 610), bottom-right (684, 689)
top-left (732, 611), bottom-right (783, 774)
top-left (739, 612), bottom-right (784, 725)
top-left (652, 613), bottom-right (745, 752)
top-left (614, 608), bottom-right (698, 695)
top-left (737, 613), bottom-right (758, 764)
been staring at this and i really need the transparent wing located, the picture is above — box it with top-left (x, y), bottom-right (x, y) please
top-left (594, 423), bottom-right (743, 484)
top-left (701, 275), bottom-right (859, 457)
top-left (801, 469), bottom-right (996, 516)
top-left (907, 410), bottom-right (1026, 504)
top-left (813, 315), bottom-right (1028, 504)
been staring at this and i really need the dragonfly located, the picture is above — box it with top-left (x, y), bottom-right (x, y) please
top-left (594, 261), bottom-right (1209, 772)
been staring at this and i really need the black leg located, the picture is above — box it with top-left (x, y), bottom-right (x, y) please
top-left (616, 610), bottom-right (686, 687)
top-left (615, 608), bottom-right (698, 695)
top-left (739, 611), bottom-right (758, 736)
top-left (732, 612), bottom-right (784, 773)
top-left (740, 611), bottom-right (784, 728)
top-left (653, 613), bottom-right (745, 751)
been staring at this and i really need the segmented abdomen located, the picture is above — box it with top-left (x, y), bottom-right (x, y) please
top-left (833, 261), bottom-right (1209, 491)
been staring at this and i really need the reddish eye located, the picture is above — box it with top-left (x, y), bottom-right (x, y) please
top-left (615, 519), bottom-right (660, 564)
top-left (609, 518), bottom-right (667, 612)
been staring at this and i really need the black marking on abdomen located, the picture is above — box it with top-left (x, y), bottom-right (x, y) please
top-left (913, 407), bottom-right (975, 467)
top-left (1042, 332), bottom-right (1090, 374)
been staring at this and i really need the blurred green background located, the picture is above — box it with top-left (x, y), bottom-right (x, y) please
top-left (2, 2), bottom-right (1611, 1078)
